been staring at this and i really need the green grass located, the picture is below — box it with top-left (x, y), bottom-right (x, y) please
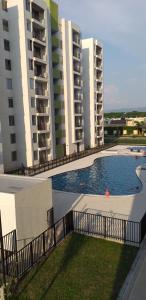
top-left (105, 136), bottom-right (146, 145)
top-left (13, 233), bottom-right (138, 300)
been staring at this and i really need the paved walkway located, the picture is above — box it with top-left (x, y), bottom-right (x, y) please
top-left (118, 235), bottom-right (146, 300)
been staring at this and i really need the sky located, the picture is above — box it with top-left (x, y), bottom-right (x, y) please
top-left (56, 0), bottom-right (146, 111)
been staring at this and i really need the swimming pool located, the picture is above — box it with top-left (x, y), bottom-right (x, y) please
top-left (52, 156), bottom-right (146, 195)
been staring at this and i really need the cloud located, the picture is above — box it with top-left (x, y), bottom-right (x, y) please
top-left (57, 0), bottom-right (146, 57)
top-left (104, 84), bottom-right (121, 108)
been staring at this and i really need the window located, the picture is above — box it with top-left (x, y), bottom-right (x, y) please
top-left (3, 19), bottom-right (9, 32)
top-left (31, 97), bottom-right (35, 108)
top-left (29, 59), bottom-right (33, 70)
top-left (8, 98), bottom-right (14, 108)
top-left (10, 133), bottom-right (16, 144)
top-left (2, 0), bottom-right (7, 11)
top-left (33, 133), bottom-right (37, 143)
top-left (33, 151), bottom-right (38, 161)
top-left (9, 115), bottom-right (15, 126)
top-left (28, 39), bottom-right (32, 51)
top-left (5, 59), bottom-right (11, 70)
top-left (4, 39), bottom-right (10, 51)
top-left (26, 0), bottom-right (30, 11)
top-left (30, 78), bottom-right (34, 89)
top-left (32, 115), bottom-right (36, 126)
top-left (6, 78), bottom-right (12, 89)
top-left (11, 151), bottom-right (17, 161)
top-left (27, 19), bottom-right (31, 31)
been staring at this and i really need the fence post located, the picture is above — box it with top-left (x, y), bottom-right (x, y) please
top-left (123, 220), bottom-right (126, 241)
top-left (0, 212), bottom-right (6, 287)
top-left (42, 232), bottom-right (45, 255)
top-left (30, 242), bottom-right (33, 267)
top-left (104, 216), bottom-right (106, 238)
top-left (63, 217), bottom-right (66, 237)
top-left (54, 225), bottom-right (56, 246)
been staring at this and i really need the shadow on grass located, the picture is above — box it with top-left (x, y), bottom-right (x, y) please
top-left (39, 233), bottom-right (87, 300)
top-left (14, 233), bottom-right (87, 300)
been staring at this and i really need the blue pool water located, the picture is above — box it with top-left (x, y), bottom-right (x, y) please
top-left (52, 156), bottom-right (146, 195)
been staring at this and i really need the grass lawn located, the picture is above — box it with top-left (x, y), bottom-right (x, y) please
top-left (105, 136), bottom-right (146, 145)
top-left (13, 233), bottom-right (138, 300)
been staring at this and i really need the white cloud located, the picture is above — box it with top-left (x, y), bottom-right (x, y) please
top-left (104, 84), bottom-right (121, 109)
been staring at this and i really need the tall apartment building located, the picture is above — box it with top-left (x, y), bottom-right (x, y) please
top-left (0, 0), bottom-right (55, 171)
top-left (82, 38), bottom-right (104, 148)
top-left (0, 0), bottom-right (104, 172)
top-left (46, 0), bottom-right (66, 158)
top-left (61, 19), bottom-right (84, 155)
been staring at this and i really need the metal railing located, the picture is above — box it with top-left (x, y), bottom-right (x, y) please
top-left (6, 143), bottom-right (116, 176)
top-left (1, 210), bottom-right (146, 285)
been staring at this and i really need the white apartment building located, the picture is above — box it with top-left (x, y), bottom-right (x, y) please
top-left (61, 19), bottom-right (84, 155)
top-left (0, 0), bottom-right (55, 171)
top-left (82, 38), bottom-right (104, 148)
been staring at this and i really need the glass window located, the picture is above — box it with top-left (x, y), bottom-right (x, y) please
top-left (9, 115), bottom-right (15, 126)
top-left (30, 78), bottom-right (34, 89)
top-left (5, 59), bottom-right (11, 70)
top-left (33, 133), bottom-right (37, 143)
top-left (8, 98), bottom-right (14, 108)
top-left (29, 59), bottom-right (33, 70)
top-left (4, 39), bottom-right (10, 51)
top-left (11, 151), bottom-right (17, 161)
top-left (26, 0), bottom-right (30, 11)
top-left (27, 19), bottom-right (31, 31)
top-left (3, 19), bottom-right (9, 32)
top-left (31, 97), bottom-right (35, 108)
top-left (33, 151), bottom-right (38, 161)
top-left (28, 39), bottom-right (32, 51)
top-left (6, 78), bottom-right (12, 89)
top-left (10, 133), bottom-right (16, 144)
top-left (32, 115), bottom-right (36, 126)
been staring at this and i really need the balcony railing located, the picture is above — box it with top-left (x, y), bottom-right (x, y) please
top-left (38, 123), bottom-right (49, 131)
top-left (73, 36), bottom-right (80, 45)
top-left (35, 88), bottom-right (48, 96)
top-left (74, 65), bottom-right (81, 73)
top-left (74, 94), bottom-right (82, 101)
top-left (74, 79), bottom-right (82, 87)
top-left (37, 106), bottom-right (48, 114)
top-left (32, 11), bottom-right (44, 24)
top-left (33, 32), bottom-right (46, 43)
top-left (73, 51), bottom-right (80, 59)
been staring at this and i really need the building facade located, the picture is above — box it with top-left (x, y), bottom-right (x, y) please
top-left (82, 38), bottom-right (104, 148)
top-left (61, 19), bottom-right (84, 155)
top-left (0, 0), bottom-right (104, 172)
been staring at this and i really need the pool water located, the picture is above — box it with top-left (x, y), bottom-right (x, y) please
top-left (52, 156), bottom-right (146, 195)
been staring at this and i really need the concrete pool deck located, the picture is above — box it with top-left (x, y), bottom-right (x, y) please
top-left (36, 145), bottom-right (146, 222)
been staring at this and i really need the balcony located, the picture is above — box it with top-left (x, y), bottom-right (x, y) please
top-left (74, 79), bottom-right (82, 87)
top-left (73, 50), bottom-right (80, 60)
top-left (37, 106), bottom-right (49, 114)
top-left (73, 35), bottom-right (80, 46)
top-left (38, 122), bottom-right (49, 131)
top-left (74, 64), bottom-right (81, 73)
top-left (32, 3), bottom-right (44, 24)
top-left (33, 31), bottom-right (46, 44)
top-left (38, 140), bottom-right (50, 148)
top-left (74, 93), bottom-right (82, 101)
top-left (35, 87), bottom-right (48, 97)
top-left (75, 129), bottom-right (83, 141)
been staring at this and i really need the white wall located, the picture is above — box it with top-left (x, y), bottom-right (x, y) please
top-left (0, 193), bottom-right (16, 236)
top-left (15, 178), bottom-right (53, 249)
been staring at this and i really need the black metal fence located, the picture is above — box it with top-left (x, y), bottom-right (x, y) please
top-left (0, 211), bottom-right (73, 280)
top-left (1, 210), bottom-right (146, 286)
top-left (73, 211), bottom-right (141, 244)
top-left (6, 143), bottom-right (116, 176)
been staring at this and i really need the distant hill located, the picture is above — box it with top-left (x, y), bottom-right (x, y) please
top-left (105, 106), bottom-right (146, 113)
